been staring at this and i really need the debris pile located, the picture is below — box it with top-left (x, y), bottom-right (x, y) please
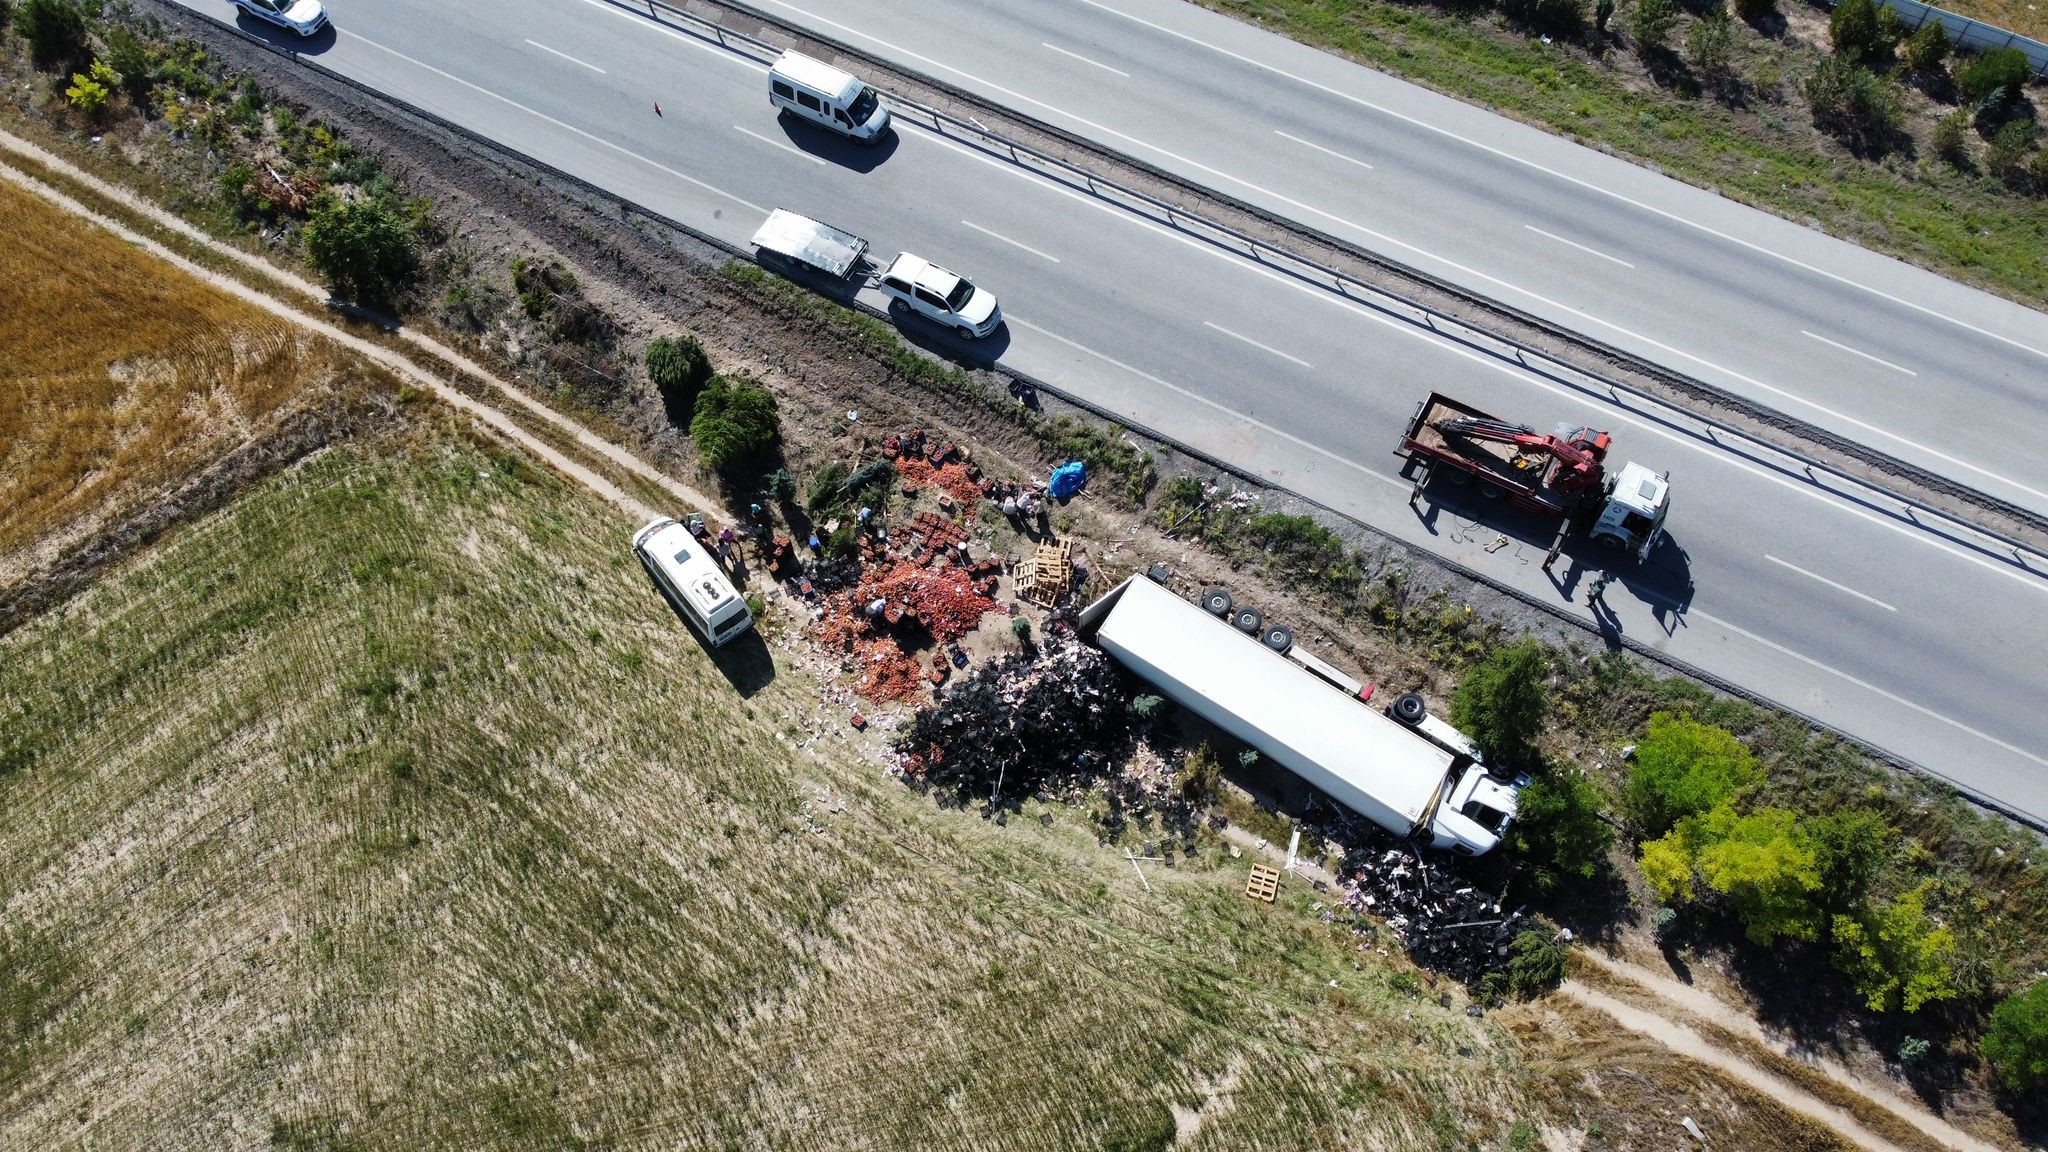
top-left (895, 624), bottom-right (1134, 804)
top-left (894, 454), bottom-right (984, 514)
top-left (1327, 838), bottom-right (1527, 987)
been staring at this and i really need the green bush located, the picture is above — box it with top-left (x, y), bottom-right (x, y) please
top-left (1983, 980), bottom-right (2048, 1092)
top-left (1830, 883), bottom-right (1958, 1013)
top-left (1647, 804), bottom-right (1822, 946)
top-left (1500, 0), bottom-right (1584, 33)
top-left (64, 62), bottom-right (112, 120)
top-left (1829, 0), bottom-right (1885, 62)
top-left (18, 0), bottom-right (90, 70)
top-left (1804, 58), bottom-right (1904, 153)
top-left (1449, 639), bottom-right (1550, 769)
top-left (1505, 930), bottom-right (1569, 999)
top-left (1509, 770), bottom-right (1614, 894)
top-left (806, 462), bottom-right (850, 514)
top-left (1808, 808), bottom-right (1892, 915)
top-left (1630, 0), bottom-right (1680, 52)
top-left (1685, 6), bottom-right (1736, 79)
top-left (645, 334), bottom-right (712, 417)
top-left (1956, 47), bottom-right (2030, 107)
top-left (1623, 712), bottom-right (1760, 835)
top-left (1131, 693), bottom-right (1166, 720)
top-left (303, 195), bottom-right (420, 308)
top-left (1932, 109), bottom-right (1973, 168)
top-left (689, 376), bottom-right (781, 473)
top-left (2030, 149), bottom-right (2048, 195)
top-left (764, 468), bottom-right (796, 504)
top-left (1902, 19), bottom-right (1950, 73)
top-left (1986, 120), bottom-right (2040, 179)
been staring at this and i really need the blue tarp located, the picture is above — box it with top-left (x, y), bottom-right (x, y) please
top-left (1048, 461), bottom-right (1087, 500)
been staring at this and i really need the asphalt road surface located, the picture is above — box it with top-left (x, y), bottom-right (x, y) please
top-left (757, 0), bottom-right (2048, 521)
top-left (174, 0), bottom-right (2048, 821)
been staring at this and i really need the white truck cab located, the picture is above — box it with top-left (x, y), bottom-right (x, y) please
top-left (769, 52), bottom-right (891, 144)
top-left (877, 252), bottom-right (1001, 338)
top-left (1589, 461), bottom-right (1670, 560)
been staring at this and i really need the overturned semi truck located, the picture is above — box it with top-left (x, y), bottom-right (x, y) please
top-left (1078, 575), bottom-right (1524, 855)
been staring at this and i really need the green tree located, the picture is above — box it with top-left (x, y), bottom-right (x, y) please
top-left (1957, 47), bottom-right (2030, 107)
top-left (64, 62), bottom-right (112, 120)
top-left (1806, 59), bottom-right (1904, 153)
top-left (1449, 639), bottom-right (1550, 769)
top-left (1829, 883), bottom-right (1958, 1013)
top-left (1902, 19), bottom-right (1950, 73)
top-left (1829, 0), bottom-right (1883, 62)
top-left (1631, 0), bottom-right (1680, 52)
top-left (1686, 5), bottom-right (1736, 79)
top-left (1986, 120), bottom-right (2040, 180)
top-left (18, 0), bottom-right (90, 70)
top-left (690, 376), bottom-right (780, 473)
top-left (764, 468), bottom-right (797, 504)
top-left (1983, 980), bottom-right (2048, 1092)
top-left (1623, 712), bottom-right (1760, 835)
top-left (1691, 805), bottom-right (1821, 945)
top-left (1932, 109), bottom-right (1973, 168)
top-left (645, 334), bottom-right (712, 421)
top-left (1808, 808), bottom-right (1892, 915)
top-left (1640, 830), bottom-right (1696, 904)
top-left (303, 196), bottom-right (420, 308)
top-left (1506, 930), bottom-right (1569, 999)
top-left (1510, 770), bottom-right (1614, 895)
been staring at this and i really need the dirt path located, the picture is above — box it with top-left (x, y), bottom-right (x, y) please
top-left (0, 129), bottom-right (723, 525)
top-left (1576, 950), bottom-right (2008, 1152)
top-left (1560, 979), bottom-right (1916, 1152)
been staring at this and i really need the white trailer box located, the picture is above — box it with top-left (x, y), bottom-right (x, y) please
top-left (1081, 576), bottom-right (1517, 855)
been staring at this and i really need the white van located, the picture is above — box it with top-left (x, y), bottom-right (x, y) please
top-left (769, 51), bottom-right (891, 144)
top-left (632, 517), bottom-right (754, 646)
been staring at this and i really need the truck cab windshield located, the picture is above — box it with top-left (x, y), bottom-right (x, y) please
top-left (944, 280), bottom-right (976, 311)
top-left (848, 87), bottom-right (880, 125)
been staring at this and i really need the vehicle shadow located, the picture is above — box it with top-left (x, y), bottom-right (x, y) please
top-left (886, 300), bottom-right (1013, 369)
top-left (234, 15), bottom-right (336, 55)
top-left (636, 563), bottom-right (776, 699)
top-left (776, 113), bottom-right (899, 173)
top-left (748, 250), bottom-right (865, 306)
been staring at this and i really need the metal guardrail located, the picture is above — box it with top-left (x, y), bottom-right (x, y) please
top-left (639, 0), bottom-right (2048, 576)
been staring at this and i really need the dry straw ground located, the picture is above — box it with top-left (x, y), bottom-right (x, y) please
top-left (0, 178), bottom-right (366, 586)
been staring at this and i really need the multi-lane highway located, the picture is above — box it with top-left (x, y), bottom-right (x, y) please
top-left (757, 0), bottom-right (2048, 520)
top-left (175, 0), bottom-right (2048, 819)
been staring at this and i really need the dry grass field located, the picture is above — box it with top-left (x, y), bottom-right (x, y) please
top-left (0, 178), bottom-right (368, 588)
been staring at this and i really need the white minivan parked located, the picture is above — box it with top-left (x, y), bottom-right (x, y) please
top-left (633, 518), bottom-right (754, 646)
top-left (769, 51), bottom-right (891, 144)
top-left (877, 253), bottom-right (1001, 339)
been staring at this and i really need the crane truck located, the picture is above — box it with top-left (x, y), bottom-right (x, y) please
top-left (1397, 392), bottom-right (1671, 565)
top-left (1078, 575), bottom-right (1523, 856)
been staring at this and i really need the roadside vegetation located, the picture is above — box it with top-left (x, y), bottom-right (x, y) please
top-left (1200, 0), bottom-right (2048, 305)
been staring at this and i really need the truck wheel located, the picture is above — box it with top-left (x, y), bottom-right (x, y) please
top-left (1232, 607), bottom-right (1262, 635)
top-left (1594, 533), bottom-right (1624, 551)
top-left (1479, 482), bottom-right (1505, 500)
top-left (1390, 692), bottom-right (1427, 725)
top-left (1262, 625), bottom-right (1293, 654)
top-left (956, 325), bottom-right (976, 339)
top-left (1201, 587), bottom-right (1233, 616)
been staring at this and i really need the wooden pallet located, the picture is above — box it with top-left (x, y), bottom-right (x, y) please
top-left (1014, 537), bottom-right (1074, 607)
top-left (1244, 864), bottom-right (1280, 904)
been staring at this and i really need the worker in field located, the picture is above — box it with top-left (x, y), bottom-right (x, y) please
top-left (1586, 570), bottom-right (1615, 607)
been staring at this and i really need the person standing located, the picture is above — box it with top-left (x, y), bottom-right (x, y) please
top-left (1586, 570), bottom-right (1615, 607)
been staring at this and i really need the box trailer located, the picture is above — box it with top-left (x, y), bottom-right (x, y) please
top-left (1079, 576), bottom-right (1521, 855)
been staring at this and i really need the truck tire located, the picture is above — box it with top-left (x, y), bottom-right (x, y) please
top-left (1390, 692), bottom-right (1428, 726)
top-left (1262, 625), bottom-right (1293, 654)
top-left (1232, 607), bottom-right (1263, 635)
top-left (1594, 532), bottom-right (1624, 551)
top-left (1201, 587), bottom-right (1233, 617)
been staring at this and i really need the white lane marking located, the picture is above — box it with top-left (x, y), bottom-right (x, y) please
top-left (903, 122), bottom-right (2048, 597)
top-left (341, 31), bottom-right (766, 214)
top-left (961, 219), bottom-right (1060, 262)
top-left (756, 0), bottom-right (2044, 506)
top-left (1203, 320), bottom-right (1312, 368)
top-left (1801, 329), bottom-right (1917, 377)
top-left (1007, 317), bottom-right (1406, 489)
top-left (1072, 0), bottom-right (2048, 368)
top-left (1273, 129), bottom-right (1374, 170)
top-left (1041, 41), bottom-right (1130, 77)
top-left (1763, 554), bottom-right (1897, 611)
top-left (1525, 224), bottom-right (1633, 268)
top-left (1692, 608), bottom-right (2048, 771)
top-left (524, 39), bottom-right (607, 74)
top-left (734, 124), bottom-right (824, 164)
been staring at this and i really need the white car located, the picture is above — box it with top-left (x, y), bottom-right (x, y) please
top-left (876, 253), bottom-right (1001, 339)
top-left (231, 0), bottom-right (329, 37)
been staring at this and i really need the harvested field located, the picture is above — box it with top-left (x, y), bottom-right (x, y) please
top-left (0, 435), bottom-right (1559, 1150)
top-left (0, 178), bottom-right (371, 589)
